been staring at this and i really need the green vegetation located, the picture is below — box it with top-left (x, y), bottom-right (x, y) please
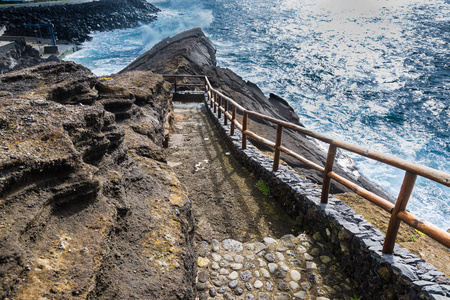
top-left (256, 179), bottom-right (270, 196)
top-left (351, 295), bottom-right (362, 300)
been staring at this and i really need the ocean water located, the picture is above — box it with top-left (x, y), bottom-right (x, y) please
top-left (65, 0), bottom-right (450, 230)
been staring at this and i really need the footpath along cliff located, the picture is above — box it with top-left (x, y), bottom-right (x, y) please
top-left (122, 27), bottom-right (393, 200)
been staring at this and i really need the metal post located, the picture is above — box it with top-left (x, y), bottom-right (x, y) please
top-left (321, 145), bottom-right (337, 204)
top-left (273, 125), bottom-right (283, 171)
top-left (383, 171), bottom-right (417, 254)
top-left (231, 106), bottom-right (236, 136)
top-left (242, 111), bottom-right (248, 149)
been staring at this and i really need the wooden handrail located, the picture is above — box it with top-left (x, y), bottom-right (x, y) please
top-left (162, 74), bottom-right (450, 253)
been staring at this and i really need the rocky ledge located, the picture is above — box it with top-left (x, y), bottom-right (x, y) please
top-left (0, 0), bottom-right (159, 43)
top-left (0, 62), bottom-right (195, 299)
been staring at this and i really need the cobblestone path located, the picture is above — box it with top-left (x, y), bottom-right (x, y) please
top-left (167, 102), bottom-right (358, 300)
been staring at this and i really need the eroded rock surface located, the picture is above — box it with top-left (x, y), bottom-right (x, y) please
top-left (122, 28), bottom-right (393, 200)
top-left (0, 62), bottom-right (195, 299)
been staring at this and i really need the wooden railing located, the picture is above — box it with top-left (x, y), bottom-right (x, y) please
top-left (163, 74), bottom-right (450, 254)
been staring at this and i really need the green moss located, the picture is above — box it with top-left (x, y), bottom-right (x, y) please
top-left (256, 179), bottom-right (270, 196)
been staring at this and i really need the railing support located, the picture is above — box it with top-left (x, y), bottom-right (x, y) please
top-left (218, 96), bottom-right (222, 119)
top-left (231, 106), bottom-right (236, 136)
top-left (321, 145), bottom-right (337, 204)
top-left (242, 111), bottom-right (248, 149)
top-left (213, 92), bottom-right (217, 113)
top-left (174, 77), bottom-right (178, 93)
top-left (383, 171), bottom-right (417, 254)
top-left (224, 99), bottom-right (228, 125)
top-left (273, 125), bottom-right (283, 171)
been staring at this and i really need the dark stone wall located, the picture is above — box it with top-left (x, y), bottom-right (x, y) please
top-left (205, 96), bottom-right (450, 300)
top-left (0, 0), bottom-right (159, 43)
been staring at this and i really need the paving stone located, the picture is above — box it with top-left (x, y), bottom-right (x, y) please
top-left (245, 282), bottom-right (253, 291)
top-left (278, 280), bottom-right (290, 291)
top-left (304, 253), bottom-right (314, 261)
top-left (212, 253), bottom-right (222, 262)
top-left (220, 268), bottom-right (230, 275)
top-left (277, 248), bottom-right (286, 252)
top-left (276, 271), bottom-right (287, 279)
top-left (212, 262), bottom-right (220, 270)
top-left (229, 280), bottom-right (239, 289)
top-left (218, 287), bottom-right (226, 294)
top-left (235, 255), bottom-right (245, 263)
top-left (258, 292), bottom-right (271, 300)
top-left (198, 257), bottom-right (210, 268)
top-left (275, 293), bottom-right (291, 300)
top-left (223, 239), bottom-right (243, 253)
top-left (199, 292), bottom-right (208, 300)
top-left (220, 261), bottom-right (229, 268)
top-left (229, 271), bottom-right (239, 280)
top-left (246, 294), bottom-right (254, 300)
top-left (268, 263), bottom-right (278, 273)
top-left (212, 239), bottom-right (220, 252)
top-left (254, 242), bottom-right (269, 253)
top-left (310, 248), bottom-right (320, 256)
top-left (254, 270), bottom-right (260, 277)
top-left (198, 270), bottom-right (209, 283)
top-left (276, 252), bottom-right (286, 261)
top-left (231, 263), bottom-right (243, 270)
top-left (234, 287), bottom-right (244, 295)
top-left (286, 250), bottom-right (299, 258)
top-left (289, 281), bottom-right (300, 290)
top-left (254, 280), bottom-right (263, 289)
top-left (306, 261), bottom-right (317, 269)
top-left (240, 270), bottom-right (252, 281)
top-left (209, 287), bottom-right (217, 297)
top-left (301, 282), bottom-right (313, 291)
top-left (260, 268), bottom-right (271, 279)
top-left (245, 262), bottom-right (256, 269)
top-left (290, 270), bottom-right (301, 281)
top-left (210, 271), bottom-right (218, 279)
top-left (279, 262), bottom-right (289, 272)
top-left (264, 237), bottom-right (277, 244)
top-left (246, 255), bottom-right (255, 260)
top-left (258, 258), bottom-right (267, 267)
top-left (281, 234), bottom-right (296, 247)
top-left (196, 283), bottom-right (207, 291)
top-left (265, 253), bottom-right (276, 262)
top-left (214, 276), bottom-right (228, 287)
top-left (224, 254), bottom-right (234, 262)
top-left (293, 291), bottom-right (307, 299)
top-left (266, 281), bottom-right (274, 292)
top-left (296, 245), bottom-right (307, 253)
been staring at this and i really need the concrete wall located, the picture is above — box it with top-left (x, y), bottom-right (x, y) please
top-left (205, 96), bottom-right (449, 300)
top-left (0, 41), bottom-right (15, 58)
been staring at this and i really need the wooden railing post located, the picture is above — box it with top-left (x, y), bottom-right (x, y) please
top-left (242, 111), bottom-right (248, 149)
top-left (218, 96), bottom-right (222, 119)
top-left (174, 77), bottom-right (177, 93)
top-left (383, 171), bottom-right (417, 254)
top-left (321, 145), bottom-right (337, 204)
top-left (224, 99), bottom-right (228, 125)
top-left (231, 106), bottom-right (236, 136)
top-left (273, 125), bottom-right (283, 171)
top-left (213, 93), bottom-right (217, 113)
top-left (210, 90), bottom-right (214, 108)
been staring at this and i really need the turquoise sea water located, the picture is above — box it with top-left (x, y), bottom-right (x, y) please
top-left (66, 0), bottom-right (450, 230)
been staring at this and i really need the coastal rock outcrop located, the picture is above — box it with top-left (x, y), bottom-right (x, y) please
top-left (121, 28), bottom-right (393, 200)
top-left (0, 62), bottom-right (195, 299)
top-left (0, 0), bottom-right (159, 43)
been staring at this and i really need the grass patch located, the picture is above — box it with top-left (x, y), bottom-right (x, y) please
top-left (256, 179), bottom-right (270, 196)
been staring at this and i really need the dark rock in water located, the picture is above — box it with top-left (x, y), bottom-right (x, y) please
top-left (0, 0), bottom-right (159, 43)
top-left (0, 62), bottom-right (195, 299)
top-left (121, 28), bottom-right (394, 200)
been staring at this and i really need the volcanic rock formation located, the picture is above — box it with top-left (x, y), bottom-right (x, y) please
top-left (0, 62), bottom-right (195, 299)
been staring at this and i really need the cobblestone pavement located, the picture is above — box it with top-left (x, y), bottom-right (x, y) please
top-left (168, 103), bottom-right (358, 300)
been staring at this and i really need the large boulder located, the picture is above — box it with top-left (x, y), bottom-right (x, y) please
top-left (121, 28), bottom-right (393, 200)
top-left (0, 62), bottom-right (195, 299)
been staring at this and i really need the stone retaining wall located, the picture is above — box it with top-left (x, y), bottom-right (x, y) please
top-left (205, 98), bottom-right (449, 300)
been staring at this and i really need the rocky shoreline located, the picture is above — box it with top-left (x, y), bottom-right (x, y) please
top-left (0, 0), bottom-right (159, 43)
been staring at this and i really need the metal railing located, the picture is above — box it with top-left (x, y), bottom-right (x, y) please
top-left (163, 74), bottom-right (450, 254)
